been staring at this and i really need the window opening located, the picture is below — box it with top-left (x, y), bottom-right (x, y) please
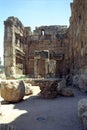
top-left (41, 30), bottom-right (45, 36)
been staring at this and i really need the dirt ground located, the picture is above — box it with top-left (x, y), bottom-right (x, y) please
top-left (0, 86), bottom-right (86, 130)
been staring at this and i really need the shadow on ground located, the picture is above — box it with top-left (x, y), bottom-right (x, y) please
top-left (1, 87), bottom-right (86, 130)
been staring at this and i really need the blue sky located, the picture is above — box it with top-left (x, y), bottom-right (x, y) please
top-left (0, 0), bottom-right (73, 64)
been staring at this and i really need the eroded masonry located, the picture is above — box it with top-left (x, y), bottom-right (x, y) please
top-left (4, 0), bottom-right (87, 79)
top-left (4, 17), bottom-right (69, 78)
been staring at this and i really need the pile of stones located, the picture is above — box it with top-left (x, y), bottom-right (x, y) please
top-left (0, 78), bottom-right (74, 102)
top-left (34, 78), bottom-right (74, 99)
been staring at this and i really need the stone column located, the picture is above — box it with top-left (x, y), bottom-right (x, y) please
top-left (4, 17), bottom-right (16, 77)
top-left (45, 59), bottom-right (49, 78)
top-left (34, 57), bottom-right (39, 78)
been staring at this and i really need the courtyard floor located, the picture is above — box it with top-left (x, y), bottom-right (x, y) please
top-left (0, 86), bottom-right (86, 130)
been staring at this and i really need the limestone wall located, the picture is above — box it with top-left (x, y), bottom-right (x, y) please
top-left (69, 0), bottom-right (87, 74)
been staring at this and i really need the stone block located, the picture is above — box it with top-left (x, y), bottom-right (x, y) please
top-left (73, 75), bottom-right (79, 87)
top-left (57, 78), bottom-right (66, 92)
top-left (57, 87), bottom-right (74, 97)
top-left (25, 83), bottom-right (33, 95)
top-left (35, 79), bottom-right (58, 99)
top-left (78, 99), bottom-right (87, 119)
top-left (1, 80), bottom-right (25, 102)
top-left (78, 74), bottom-right (87, 92)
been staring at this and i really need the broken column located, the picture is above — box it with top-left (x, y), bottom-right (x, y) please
top-left (34, 79), bottom-right (58, 99)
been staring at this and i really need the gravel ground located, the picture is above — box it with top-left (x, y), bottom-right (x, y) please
top-left (0, 86), bottom-right (86, 130)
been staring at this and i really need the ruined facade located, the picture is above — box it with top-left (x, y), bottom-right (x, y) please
top-left (4, 17), bottom-right (26, 77)
top-left (4, 0), bottom-right (87, 78)
top-left (26, 26), bottom-right (69, 78)
top-left (4, 17), bottom-right (68, 78)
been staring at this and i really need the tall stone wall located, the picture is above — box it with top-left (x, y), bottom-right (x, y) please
top-left (26, 26), bottom-right (68, 78)
top-left (4, 17), bottom-right (26, 77)
top-left (69, 0), bottom-right (87, 74)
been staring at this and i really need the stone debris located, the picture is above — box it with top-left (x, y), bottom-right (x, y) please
top-left (25, 83), bottom-right (33, 95)
top-left (73, 74), bottom-right (87, 92)
top-left (57, 78), bottom-right (66, 91)
top-left (57, 78), bottom-right (74, 97)
top-left (57, 87), bottom-right (74, 97)
top-left (73, 75), bottom-right (79, 87)
top-left (78, 99), bottom-right (87, 119)
top-left (78, 74), bottom-right (87, 92)
top-left (35, 79), bottom-right (58, 99)
top-left (1, 80), bottom-right (25, 102)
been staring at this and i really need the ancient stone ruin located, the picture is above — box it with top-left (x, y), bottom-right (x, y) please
top-left (4, 17), bottom-right (68, 78)
top-left (4, 0), bottom-right (87, 83)
top-left (1, 0), bottom-right (87, 129)
top-left (2, 0), bottom-right (87, 99)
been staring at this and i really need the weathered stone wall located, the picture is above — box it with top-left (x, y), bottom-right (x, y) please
top-left (4, 17), bottom-right (32, 77)
top-left (69, 0), bottom-right (87, 74)
top-left (26, 26), bottom-right (68, 78)
top-left (4, 18), bottom-right (68, 78)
